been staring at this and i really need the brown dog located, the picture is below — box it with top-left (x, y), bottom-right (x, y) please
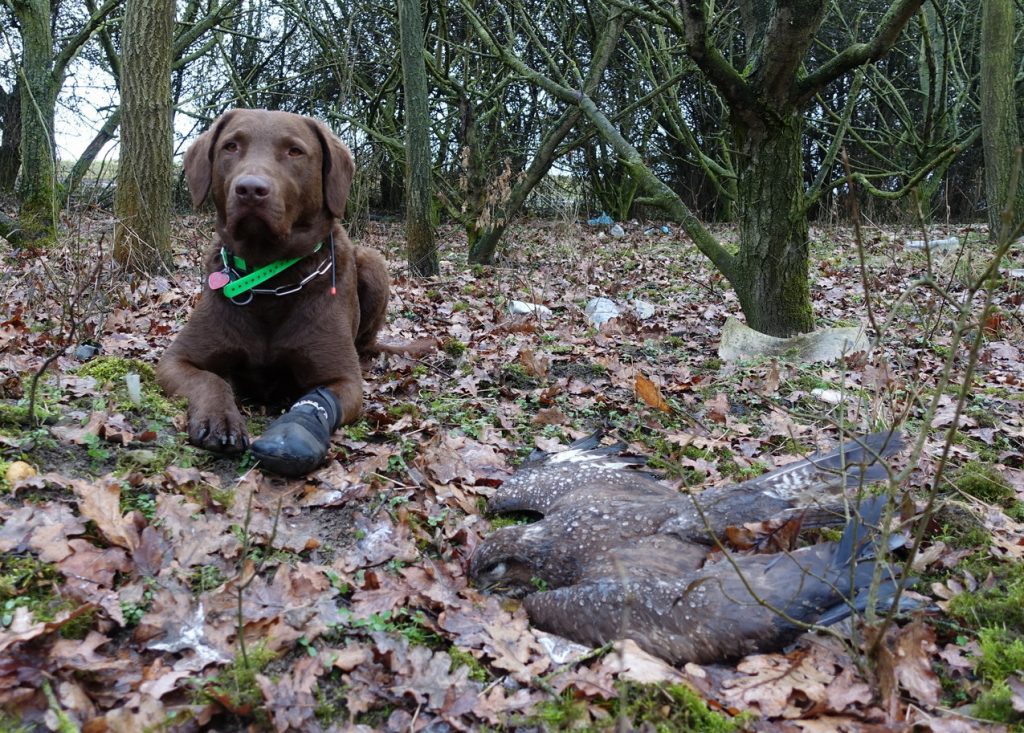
top-left (157, 109), bottom-right (389, 475)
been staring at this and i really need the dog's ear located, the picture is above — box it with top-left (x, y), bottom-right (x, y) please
top-left (311, 119), bottom-right (355, 219)
top-left (183, 111), bottom-right (235, 208)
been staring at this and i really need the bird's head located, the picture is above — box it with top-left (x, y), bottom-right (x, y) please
top-left (469, 531), bottom-right (540, 597)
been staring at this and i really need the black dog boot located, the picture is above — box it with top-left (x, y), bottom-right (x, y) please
top-left (251, 387), bottom-right (342, 477)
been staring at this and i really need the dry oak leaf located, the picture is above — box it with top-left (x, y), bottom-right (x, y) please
top-left (481, 612), bottom-right (552, 683)
top-left (598, 638), bottom-right (689, 685)
top-left (257, 652), bottom-right (328, 733)
top-left (393, 646), bottom-right (476, 716)
top-left (721, 650), bottom-right (836, 718)
top-left (0, 503), bottom-right (85, 561)
top-left (58, 538), bottom-right (131, 590)
top-left (340, 512), bottom-right (419, 572)
top-left (420, 433), bottom-right (509, 486)
top-left (636, 373), bottom-right (672, 413)
top-left (72, 476), bottom-right (141, 551)
top-left (473, 685), bottom-right (547, 726)
top-left (873, 618), bottom-right (941, 720)
top-left (99, 694), bottom-right (168, 733)
top-left (155, 493), bottom-right (240, 568)
top-left (0, 604), bottom-right (98, 655)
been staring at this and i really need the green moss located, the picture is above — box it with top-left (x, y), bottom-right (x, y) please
top-left (616, 682), bottom-right (744, 733)
top-left (75, 356), bottom-right (179, 418)
top-left (948, 561), bottom-right (1024, 630)
top-left (313, 672), bottom-right (352, 725)
top-left (341, 417), bottom-right (373, 441)
top-left (449, 646), bottom-right (491, 683)
top-left (442, 338), bottom-right (467, 358)
top-left (527, 682), bottom-right (742, 732)
top-left (949, 462), bottom-right (1015, 506)
top-left (189, 565), bottom-right (227, 593)
top-left (0, 555), bottom-right (63, 624)
top-left (499, 362), bottom-right (539, 389)
top-left (0, 712), bottom-right (32, 733)
top-left (973, 680), bottom-right (1021, 727)
top-left (932, 502), bottom-right (991, 550)
top-left (970, 628), bottom-right (1024, 727)
top-left (489, 512), bottom-right (535, 530)
top-left (196, 644), bottom-right (276, 723)
top-left (977, 627), bottom-right (1024, 682)
top-left (0, 387), bottom-right (59, 427)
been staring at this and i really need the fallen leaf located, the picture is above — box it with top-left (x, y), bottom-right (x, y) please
top-left (636, 373), bottom-right (672, 413)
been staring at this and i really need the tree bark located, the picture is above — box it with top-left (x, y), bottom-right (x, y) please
top-left (732, 113), bottom-right (814, 335)
top-left (5, 0), bottom-right (122, 244)
top-left (11, 0), bottom-right (59, 241)
top-left (398, 0), bottom-right (438, 276)
top-left (0, 81), bottom-right (21, 192)
top-left (114, 0), bottom-right (175, 273)
top-left (980, 0), bottom-right (1024, 239)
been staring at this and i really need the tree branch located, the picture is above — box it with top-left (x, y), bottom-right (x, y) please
top-left (795, 0), bottom-right (925, 105)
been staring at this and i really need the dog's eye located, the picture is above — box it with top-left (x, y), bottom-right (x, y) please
top-left (288, 146), bottom-right (304, 157)
top-left (223, 141), bottom-right (238, 153)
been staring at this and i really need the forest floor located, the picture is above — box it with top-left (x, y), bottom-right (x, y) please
top-left (2, 214), bottom-right (1024, 732)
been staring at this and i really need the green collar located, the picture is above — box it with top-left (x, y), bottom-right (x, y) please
top-left (219, 242), bottom-right (323, 299)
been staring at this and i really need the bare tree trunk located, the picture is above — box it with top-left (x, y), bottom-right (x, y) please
top-left (980, 0), bottom-right (1024, 238)
top-left (114, 0), bottom-right (175, 273)
top-left (732, 114), bottom-right (814, 335)
top-left (0, 81), bottom-right (21, 192)
top-left (64, 107), bottom-right (122, 203)
top-left (11, 0), bottom-right (59, 242)
top-left (398, 0), bottom-right (438, 276)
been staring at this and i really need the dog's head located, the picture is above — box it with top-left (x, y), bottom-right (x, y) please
top-left (184, 109), bottom-right (354, 265)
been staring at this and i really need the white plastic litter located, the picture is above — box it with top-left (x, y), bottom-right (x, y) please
top-left (125, 373), bottom-right (142, 405)
top-left (630, 299), bottom-right (656, 320)
top-left (610, 223), bottom-right (626, 238)
top-left (585, 297), bottom-right (622, 326)
top-left (509, 300), bottom-right (553, 320)
top-left (905, 236), bottom-right (959, 252)
top-left (811, 388), bottom-right (845, 405)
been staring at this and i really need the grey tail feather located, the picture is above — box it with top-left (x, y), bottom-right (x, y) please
top-left (523, 429), bottom-right (606, 465)
top-left (811, 430), bottom-right (904, 484)
top-left (813, 494), bottom-right (904, 625)
top-left (831, 494), bottom-right (888, 571)
top-left (816, 575), bottom-right (917, 626)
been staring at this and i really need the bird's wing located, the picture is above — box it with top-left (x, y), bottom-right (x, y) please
top-left (662, 430), bottom-right (903, 540)
top-left (488, 455), bottom-right (675, 515)
top-left (525, 496), bottom-right (899, 665)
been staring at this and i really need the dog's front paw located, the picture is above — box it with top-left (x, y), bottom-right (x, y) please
top-left (188, 407), bottom-right (249, 453)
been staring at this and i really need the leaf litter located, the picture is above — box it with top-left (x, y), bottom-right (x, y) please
top-left (0, 218), bottom-right (1022, 730)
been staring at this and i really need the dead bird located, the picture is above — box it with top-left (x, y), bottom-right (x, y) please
top-left (470, 431), bottom-right (904, 664)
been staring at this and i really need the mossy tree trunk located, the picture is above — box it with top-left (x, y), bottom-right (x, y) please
top-left (731, 113), bottom-right (814, 336)
top-left (1, 0), bottom-right (121, 246)
top-left (671, 0), bottom-right (923, 336)
top-left (114, 0), bottom-right (175, 273)
top-left (11, 0), bottom-right (59, 242)
top-left (399, 0), bottom-right (439, 277)
top-left (0, 81), bottom-right (21, 192)
top-left (980, 0), bottom-right (1024, 239)
top-left (463, 0), bottom-right (922, 337)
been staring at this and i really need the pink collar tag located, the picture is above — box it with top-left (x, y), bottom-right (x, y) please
top-left (208, 271), bottom-right (231, 290)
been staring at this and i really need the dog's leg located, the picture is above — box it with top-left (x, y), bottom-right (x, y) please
top-left (250, 386), bottom-right (343, 477)
top-left (353, 247), bottom-right (390, 355)
top-left (156, 355), bottom-right (249, 453)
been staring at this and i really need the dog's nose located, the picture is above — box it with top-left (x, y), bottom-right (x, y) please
top-left (234, 175), bottom-right (271, 204)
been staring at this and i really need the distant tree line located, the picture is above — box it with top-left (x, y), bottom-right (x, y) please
top-left (0, 0), bottom-right (1021, 336)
